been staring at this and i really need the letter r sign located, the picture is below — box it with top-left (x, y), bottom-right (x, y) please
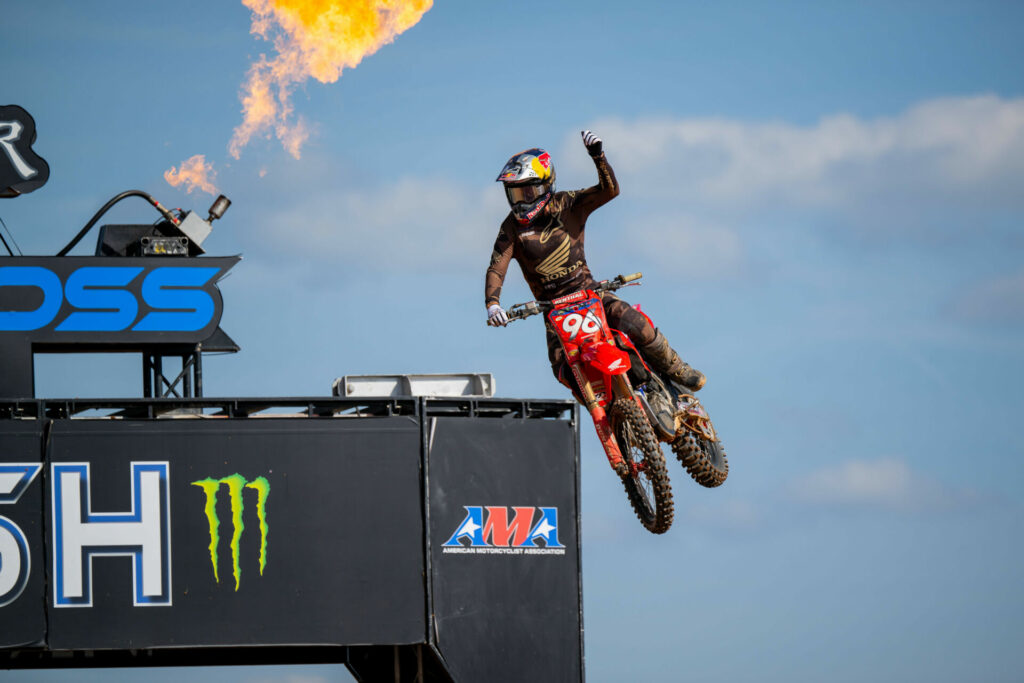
top-left (0, 105), bottom-right (49, 198)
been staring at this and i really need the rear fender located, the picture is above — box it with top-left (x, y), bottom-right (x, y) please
top-left (613, 329), bottom-right (652, 378)
top-left (613, 329), bottom-right (638, 353)
top-left (633, 303), bottom-right (655, 330)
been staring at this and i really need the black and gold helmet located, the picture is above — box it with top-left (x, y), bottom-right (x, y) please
top-left (496, 148), bottom-right (555, 224)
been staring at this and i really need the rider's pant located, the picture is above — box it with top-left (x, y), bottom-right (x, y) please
top-left (546, 294), bottom-right (656, 400)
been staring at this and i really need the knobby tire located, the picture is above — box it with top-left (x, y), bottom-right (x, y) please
top-left (673, 431), bottom-right (729, 488)
top-left (610, 397), bottom-right (674, 534)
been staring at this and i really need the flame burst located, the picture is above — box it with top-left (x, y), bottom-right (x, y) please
top-left (229, 0), bottom-right (433, 160)
top-left (163, 154), bottom-right (219, 195)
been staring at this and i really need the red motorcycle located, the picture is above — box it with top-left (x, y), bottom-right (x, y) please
top-left (506, 273), bottom-right (727, 534)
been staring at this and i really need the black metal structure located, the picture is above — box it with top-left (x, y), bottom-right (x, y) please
top-left (0, 396), bottom-right (583, 683)
top-left (142, 346), bottom-right (201, 398)
top-left (139, 328), bottom-right (239, 399)
top-left (1, 228), bottom-right (586, 680)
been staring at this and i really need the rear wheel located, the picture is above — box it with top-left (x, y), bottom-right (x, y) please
top-left (673, 431), bottom-right (729, 488)
top-left (610, 397), bottom-right (674, 534)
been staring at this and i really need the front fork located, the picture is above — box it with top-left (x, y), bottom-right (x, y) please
top-left (571, 361), bottom-right (638, 477)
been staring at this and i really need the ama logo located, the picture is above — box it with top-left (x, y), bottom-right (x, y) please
top-left (442, 506), bottom-right (565, 556)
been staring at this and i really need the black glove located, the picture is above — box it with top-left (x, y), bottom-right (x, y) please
top-left (581, 130), bottom-right (603, 157)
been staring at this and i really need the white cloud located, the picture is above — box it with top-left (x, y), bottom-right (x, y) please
top-left (788, 458), bottom-right (973, 510)
top-left (567, 95), bottom-right (1024, 213)
top-left (251, 177), bottom-right (506, 273)
top-left (243, 95), bottom-right (1024, 279)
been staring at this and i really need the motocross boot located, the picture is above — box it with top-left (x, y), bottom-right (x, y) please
top-left (639, 329), bottom-right (706, 392)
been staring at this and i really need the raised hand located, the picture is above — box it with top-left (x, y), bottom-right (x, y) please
top-left (581, 130), bottom-right (603, 157)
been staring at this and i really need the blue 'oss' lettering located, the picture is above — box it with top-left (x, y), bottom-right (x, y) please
top-left (132, 267), bottom-right (217, 332)
top-left (57, 267), bottom-right (142, 331)
top-left (0, 266), bottom-right (62, 331)
top-left (0, 266), bottom-right (219, 332)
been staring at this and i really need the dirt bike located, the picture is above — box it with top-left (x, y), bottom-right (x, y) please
top-left (505, 273), bottom-right (728, 535)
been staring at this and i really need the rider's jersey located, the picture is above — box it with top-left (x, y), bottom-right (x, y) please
top-left (485, 153), bottom-right (619, 307)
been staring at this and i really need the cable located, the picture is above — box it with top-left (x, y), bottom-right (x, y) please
top-left (56, 190), bottom-right (180, 256)
top-left (0, 213), bottom-right (20, 256)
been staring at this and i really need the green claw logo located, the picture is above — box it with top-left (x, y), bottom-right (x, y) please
top-left (191, 474), bottom-right (270, 590)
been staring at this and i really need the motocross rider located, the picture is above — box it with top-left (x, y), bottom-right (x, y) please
top-left (485, 130), bottom-right (705, 396)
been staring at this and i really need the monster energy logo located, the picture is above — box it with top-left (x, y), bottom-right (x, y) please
top-left (191, 474), bottom-right (269, 591)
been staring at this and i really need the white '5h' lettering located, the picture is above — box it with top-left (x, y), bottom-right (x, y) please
top-left (0, 464), bottom-right (42, 608)
top-left (52, 462), bottom-right (172, 607)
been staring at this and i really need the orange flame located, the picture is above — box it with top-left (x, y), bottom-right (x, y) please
top-left (163, 154), bottom-right (219, 195)
top-left (229, 0), bottom-right (433, 160)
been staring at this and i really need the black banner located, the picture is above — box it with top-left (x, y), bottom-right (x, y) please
top-left (0, 402), bottom-right (583, 681)
top-left (428, 417), bottom-right (583, 683)
top-left (43, 418), bottom-right (425, 649)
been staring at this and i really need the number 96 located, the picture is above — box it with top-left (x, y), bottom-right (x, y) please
top-left (561, 311), bottom-right (601, 340)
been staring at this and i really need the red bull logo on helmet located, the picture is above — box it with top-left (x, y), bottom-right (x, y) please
top-left (497, 148), bottom-right (553, 183)
top-left (529, 155), bottom-right (551, 180)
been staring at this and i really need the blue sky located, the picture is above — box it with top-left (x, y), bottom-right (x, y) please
top-left (3, 1), bottom-right (1023, 681)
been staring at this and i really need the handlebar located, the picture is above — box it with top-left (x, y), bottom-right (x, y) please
top-left (506, 301), bottom-right (542, 321)
top-left (505, 272), bottom-right (643, 322)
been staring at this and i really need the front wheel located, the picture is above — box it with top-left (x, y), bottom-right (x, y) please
top-left (610, 397), bottom-right (674, 534)
top-left (673, 431), bottom-right (729, 488)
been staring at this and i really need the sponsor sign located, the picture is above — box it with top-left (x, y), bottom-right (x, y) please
top-left (0, 257), bottom-right (237, 338)
top-left (441, 505), bottom-right (565, 555)
top-left (191, 474), bottom-right (270, 590)
top-left (0, 256), bottom-right (238, 398)
top-left (551, 290), bottom-right (588, 305)
top-left (0, 105), bottom-right (49, 198)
